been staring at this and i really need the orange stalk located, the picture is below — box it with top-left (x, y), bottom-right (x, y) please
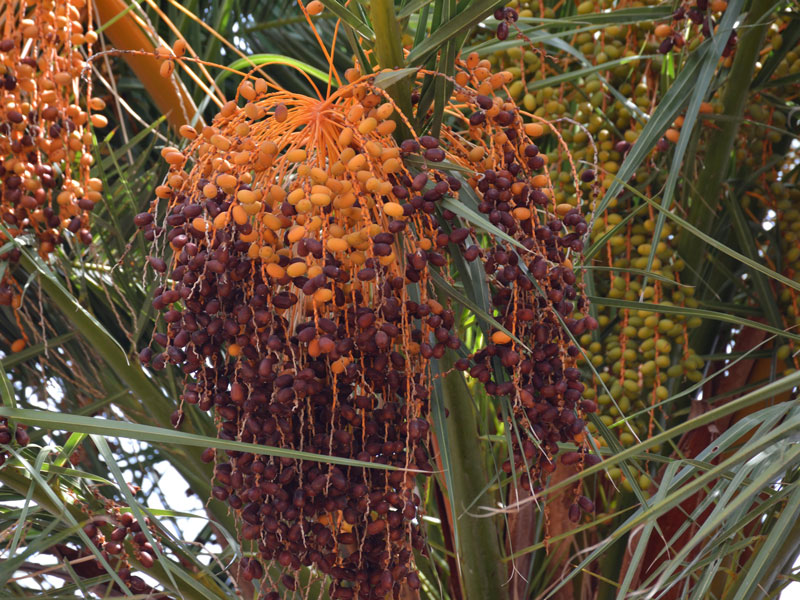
top-left (94, 0), bottom-right (198, 131)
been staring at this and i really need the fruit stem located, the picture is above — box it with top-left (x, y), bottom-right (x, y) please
top-left (368, 0), bottom-right (413, 136)
top-left (439, 351), bottom-right (506, 600)
top-left (94, 0), bottom-right (199, 131)
top-left (677, 0), bottom-right (774, 282)
top-left (368, 0), bottom-right (405, 71)
top-left (676, 0), bottom-right (776, 354)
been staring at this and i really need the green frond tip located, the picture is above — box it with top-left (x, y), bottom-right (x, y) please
top-left (221, 54), bottom-right (337, 87)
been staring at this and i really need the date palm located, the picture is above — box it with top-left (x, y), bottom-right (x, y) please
top-left (0, 1), bottom-right (799, 599)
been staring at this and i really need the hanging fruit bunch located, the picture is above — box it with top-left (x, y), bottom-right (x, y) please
top-left (446, 51), bottom-right (601, 517)
top-left (0, 0), bottom-right (106, 343)
top-left (670, 0), bottom-right (737, 59)
top-left (74, 506), bottom-right (162, 596)
top-left (0, 0), bottom-right (104, 464)
top-left (0, 419), bottom-right (29, 469)
top-left (41, 470), bottom-right (210, 598)
top-left (483, 6), bottom-right (710, 456)
top-left (135, 34), bottom-right (597, 594)
top-left (137, 72), bottom-right (443, 596)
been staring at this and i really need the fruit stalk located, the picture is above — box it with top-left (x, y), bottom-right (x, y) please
top-left (678, 0), bottom-right (775, 284)
top-left (439, 351), bottom-right (505, 600)
top-left (677, 0), bottom-right (776, 359)
top-left (95, 0), bottom-right (198, 131)
top-left (368, 0), bottom-right (413, 130)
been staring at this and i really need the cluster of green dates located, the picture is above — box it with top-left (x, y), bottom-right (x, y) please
top-left (736, 104), bottom-right (788, 168)
top-left (768, 17), bottom-right (800, 85)
top-left (774, 184), bottom-right (800, 369)
top-left (579, 216), bottom-right (705, 451)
